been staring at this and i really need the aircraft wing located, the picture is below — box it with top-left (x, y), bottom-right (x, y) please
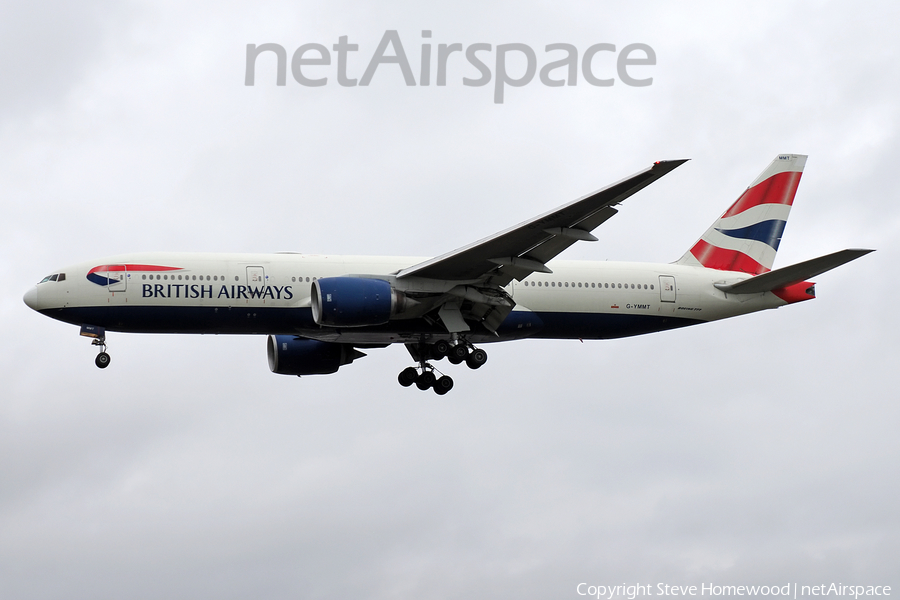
top-left (397, 159), bottom-right (688, 283)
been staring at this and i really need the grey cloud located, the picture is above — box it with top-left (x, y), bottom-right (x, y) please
top-left (1, 1), bottom-right (898, 598)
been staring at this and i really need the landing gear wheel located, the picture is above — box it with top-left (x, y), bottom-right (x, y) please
top-left (95, 352), bottom-right (111, 369)
top-left (466, 348), bottom-right (488, 370)
top-left (433, 375), bottom-right (454, 395)
top-left (433, 339), bottom-right (451, 358)
top-left (448, 344), bottom-right (468, 365)
top-left (415, 371), bottom-right (436, 390)
top-left (398, 367), bottom-right (418, 387)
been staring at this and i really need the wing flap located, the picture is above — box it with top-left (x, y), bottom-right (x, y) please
top-left (523, 206), bottom-right (619, 267)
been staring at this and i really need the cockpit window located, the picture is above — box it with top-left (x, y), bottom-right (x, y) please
top-left (58, 273), bottom-right (66, 282)
top-left (38, 273), bottom-right (64, 284)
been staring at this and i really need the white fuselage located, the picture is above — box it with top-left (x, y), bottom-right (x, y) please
top-left (25, 252), bottom-right (791, 345)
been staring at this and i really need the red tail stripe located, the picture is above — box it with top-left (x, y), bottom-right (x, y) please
top-left (721, 171), bottom-right (802, 218)
top-left (690, 239), bottom-right (769, 274)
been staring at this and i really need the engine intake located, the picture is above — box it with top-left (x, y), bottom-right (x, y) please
top-left (267, 335), bottom-right (365, 376)
top-left (311, 277), bottom-right (411, 327)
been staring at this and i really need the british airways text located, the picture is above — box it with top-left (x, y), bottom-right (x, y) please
top-left (142, 284), bottom-right (294, 300)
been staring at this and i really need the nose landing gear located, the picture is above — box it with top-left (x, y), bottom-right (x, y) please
top-left (93, 340), bottom-right (111, 369)
top-left (80, 324), bottom-right (111, 369)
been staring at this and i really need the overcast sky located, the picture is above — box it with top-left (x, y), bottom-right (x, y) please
top-left (2, 1), bottom-right (898, 599)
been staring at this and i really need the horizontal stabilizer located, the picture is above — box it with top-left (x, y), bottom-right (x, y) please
top-left (714, 248), bottom-right (874, 294)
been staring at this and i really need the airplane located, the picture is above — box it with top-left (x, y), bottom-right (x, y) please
top-left (23, 154), bottom-right (873, 394)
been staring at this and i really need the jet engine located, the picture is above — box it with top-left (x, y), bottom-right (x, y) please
top-left (267, 335), bottom-right (365, 376)
top-left (311, 277), bottom-right (412, 327)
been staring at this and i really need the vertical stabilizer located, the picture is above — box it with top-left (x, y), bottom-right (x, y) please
top-left (677, 154), bottom-right (807, 274)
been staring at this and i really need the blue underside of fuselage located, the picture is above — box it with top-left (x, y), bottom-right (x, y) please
top-left (38, 306), bottom-right (703, 341)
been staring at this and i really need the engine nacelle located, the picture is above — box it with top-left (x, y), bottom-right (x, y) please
top-left (267, 335), bottom-right (364, 376)
top-left (311, 277), bottom-right (410, 327)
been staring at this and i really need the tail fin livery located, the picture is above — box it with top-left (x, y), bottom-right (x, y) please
top-left (677, 154), bottom-right (807, 274)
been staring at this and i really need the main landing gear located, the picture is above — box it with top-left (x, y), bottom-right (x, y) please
top-left (398, 365), bottom-right (454, 395)
top-left (397, 340), bottom-right (488, 395)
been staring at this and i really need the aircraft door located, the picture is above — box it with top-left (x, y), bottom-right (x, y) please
top-left (246, 266), bottom-right (266, 286)
top-left (659, 275), bottom-right (676, 302)
top-left (107, 265), bottom-right (126, 292)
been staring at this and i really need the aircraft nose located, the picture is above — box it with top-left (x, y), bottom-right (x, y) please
top-left (23, 286), bottom-right (38, 311)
